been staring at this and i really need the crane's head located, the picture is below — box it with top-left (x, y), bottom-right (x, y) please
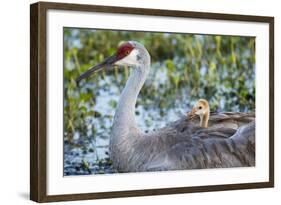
top-left (76, 41), bottom-right (149, 84)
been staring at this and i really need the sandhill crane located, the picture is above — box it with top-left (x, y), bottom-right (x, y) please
top-left (76, 41), bottom-right (255, 173)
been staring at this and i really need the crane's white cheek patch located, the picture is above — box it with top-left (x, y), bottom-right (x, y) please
top-left (115, 50), bottom-right (139, 66)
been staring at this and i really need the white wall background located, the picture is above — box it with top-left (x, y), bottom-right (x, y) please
top-left (0, 0), bottom-right (279, 204)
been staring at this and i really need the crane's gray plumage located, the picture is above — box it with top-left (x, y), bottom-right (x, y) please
top-left (77, 41), bottom-right (255, 173)
top-left (110, 112), bottom-right (255, 172)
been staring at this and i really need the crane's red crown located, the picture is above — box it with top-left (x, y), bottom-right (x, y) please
top-left (116, 42), bottom-right (134, 60)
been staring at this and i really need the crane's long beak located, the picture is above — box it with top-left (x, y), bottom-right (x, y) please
top-left (76, 55), bottom-right (118, 85)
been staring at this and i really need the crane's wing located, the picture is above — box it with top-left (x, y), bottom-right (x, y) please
top-left (141, 112), bottom-right (255, 171)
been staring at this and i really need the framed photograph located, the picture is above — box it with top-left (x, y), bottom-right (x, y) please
top-left (30, 1), bottom-right (274, 202)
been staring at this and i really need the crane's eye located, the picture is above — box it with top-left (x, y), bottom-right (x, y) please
top-left (125, 50), bottom-right (130, 55)
top-left (198, 106), bottom-right (202, 110)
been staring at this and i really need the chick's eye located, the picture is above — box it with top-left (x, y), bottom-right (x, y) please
top-left (125, 50), bottom-right (130, 55)
top-left (198, 106), bottom-right (202, 110)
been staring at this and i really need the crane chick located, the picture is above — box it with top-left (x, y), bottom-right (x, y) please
top-left (188, 99), bottom-right (210, 128)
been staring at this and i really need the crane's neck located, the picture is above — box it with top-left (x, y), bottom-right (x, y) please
top-left (112, 64), bottom-right (149, 139)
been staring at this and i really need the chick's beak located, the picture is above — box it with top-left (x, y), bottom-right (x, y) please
top-left (187, 107), bottom-right (197, 119)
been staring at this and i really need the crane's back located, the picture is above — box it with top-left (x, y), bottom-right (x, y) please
top-left (110, 112), bottom-right (255, 173)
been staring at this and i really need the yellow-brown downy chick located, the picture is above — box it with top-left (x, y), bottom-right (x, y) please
top-left (188, 99), bottom-right (210, 128)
